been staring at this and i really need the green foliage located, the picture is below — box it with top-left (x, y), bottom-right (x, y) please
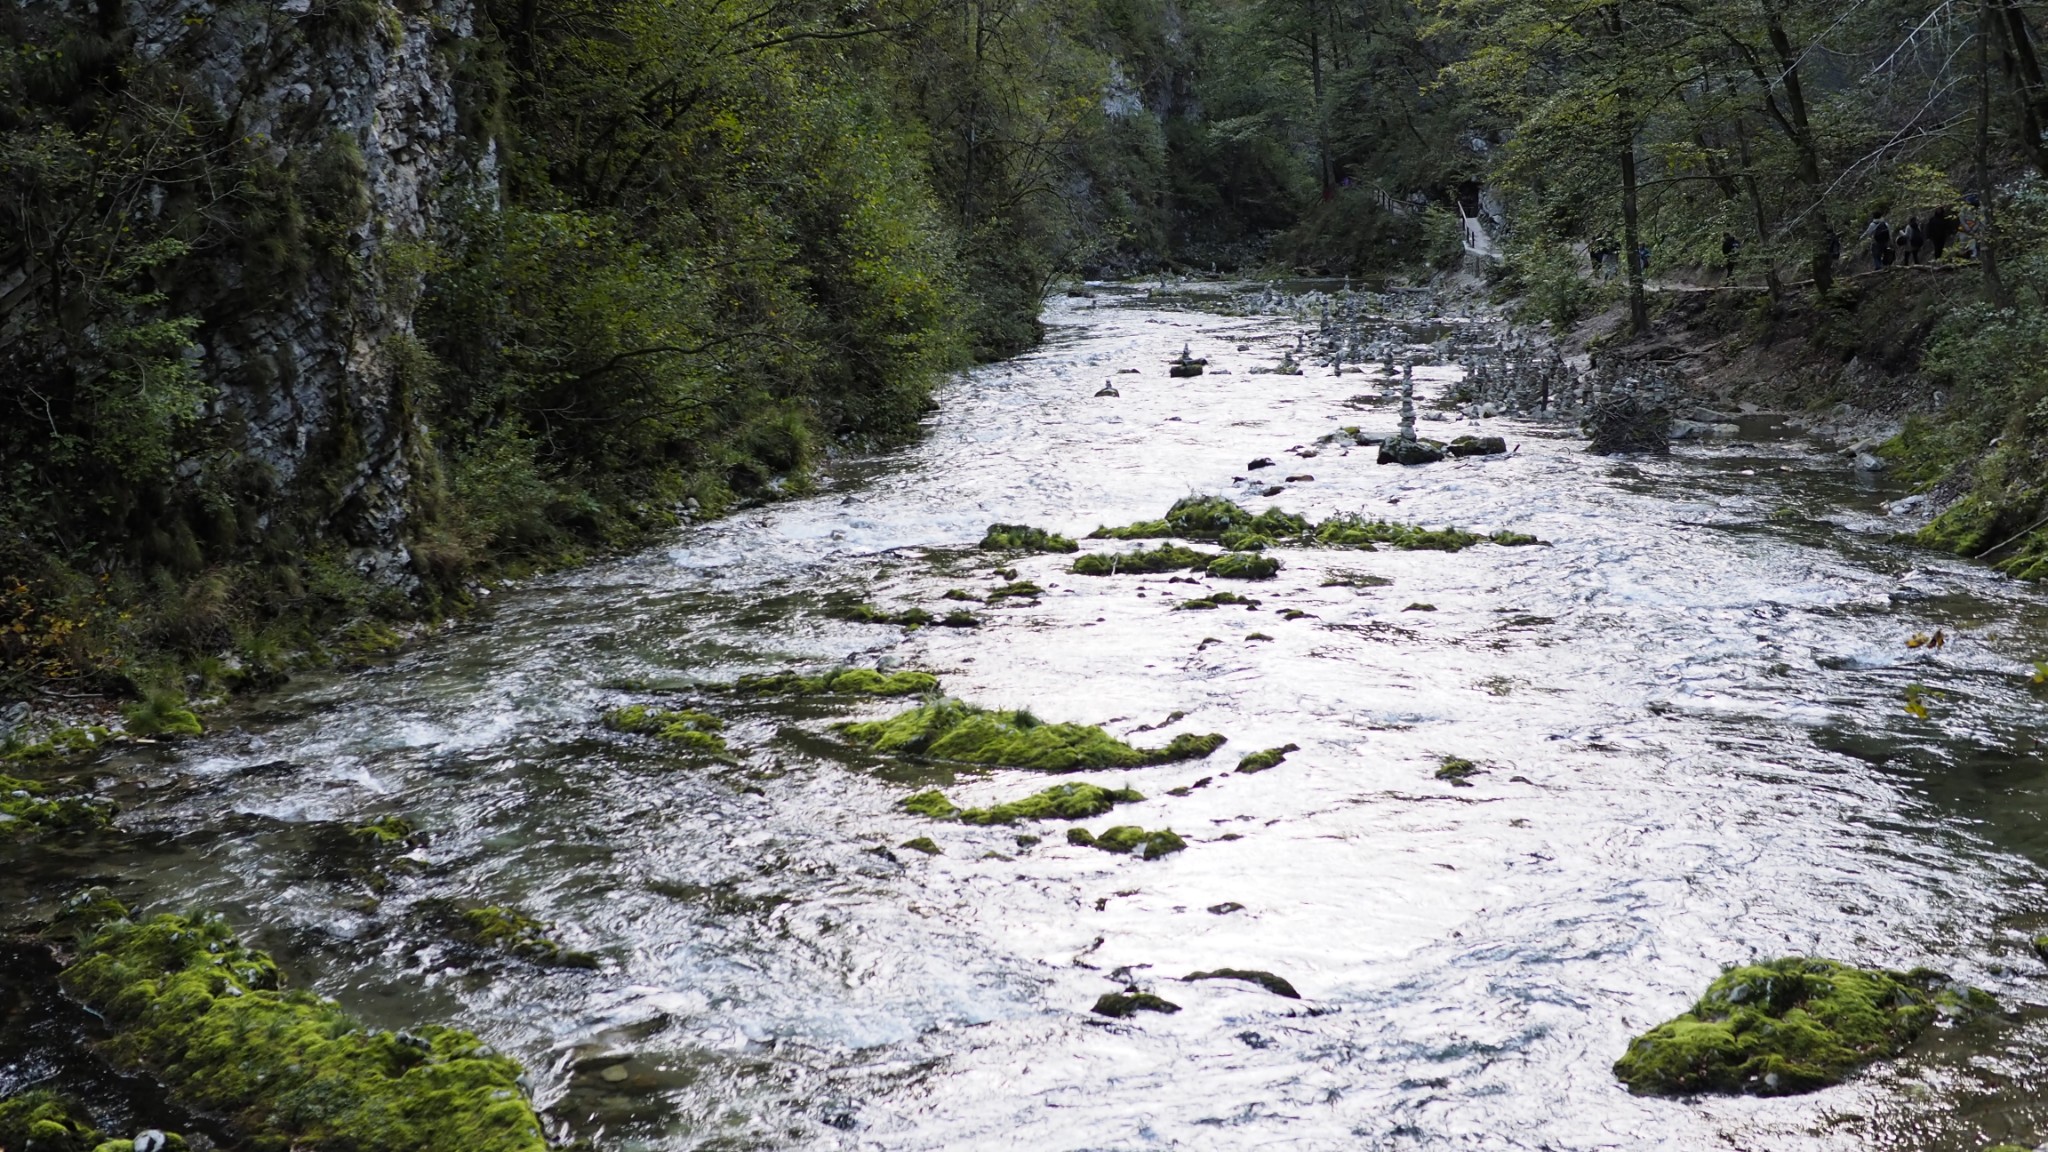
top-left (838, 698), bottom-right (1224, 770)
top-left (981, 524), bottom-right (1080, 553)
top-left (602, 706), bottom-right (727, 755)
top-left (902, 782), bottom-right (1145, 824)
top-left (1067, 824), bottom-right (1187, 858)
top-left (122, 689), bottom-right (203, 739)
top-left (1613, 958), bottom-right (1994, 1096)
top-left (58, 907), bottom-right (547, 1152)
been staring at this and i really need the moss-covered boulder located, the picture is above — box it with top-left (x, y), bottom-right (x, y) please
top-left (1176, 591), bottom-right (1260, 610)
top-left (122, 690), bottom-right (202, 739)
top-left (903, 782), bottom-right (1143, 825)
top-left (985, 581), bottom-right (1043, 602)
top-left (0, 773), bottom-right (113, 839)
top-left (1067, 825), bottom-right (1186, 858)
top-left (733, 669), bottom-right (938, 697)
top-left (980, 524), bottom-right (1079, 553)
top-left (602, 705), bottom-right (727, 755)
top-left (841, 699), bottom-right (1222, 770)
top-left (1613, 957), bottom-right (1996, 1097)
top-left (1435, 756), bottom-right (1480, 785)
top-left (1207, 552), bottom-right (1279, 580)
top-left (1488, 530), bottom-right (1544, 546)
top-left (1071, 543), bottom-right (1220, 575)
top-left (57, 905), bottom-right (547, 1152)
top-left (1, 725), bottom-right (111, 765)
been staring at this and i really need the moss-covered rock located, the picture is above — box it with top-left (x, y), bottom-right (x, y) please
top-left (1071, 543), bottom-right (1220, 575)
top-left (1448, 434), bottom-right (1508, 457)
top-left (1488, 530), bottom-right (1545, 546)
top-left (602, 705), bottom-right (727, 755)
top-left (1435, 756), bottom-right (1480, 785)
top-left (1067, 824), bottom-right (1186, 858)
top-left (1217, 529), bottom-right (1272, 552)
top-left (1175, 591), bottom-right (1260, 610)
top-left (0, 1090), bottom-right (119, 1152)
top-left (1207, 552), bottom-right (1280, 580)
top-left (899, 836), bottom-right (941, 855)
top-left (347, 815), bottom-right (420, 847)
top-left (57, 905), bottom-right (547, 1152)
top-left (451, 905), bottom-right (597, 968)
top-left (1315, 517), bottom-right (1484, 552)
top-left (1, 725), bottom-right (112, 764)
top-left (985, 581), bottom-right (1043, 602)
top-left (1613, 957), bottom-right (1996, 1097)
top-left (1182, 968), bottom-right (1300, 998)
top-left (0, 773), bottom-right (113, 839)
top-left (980, 524), bottom-right (1079, 553)
top-left (1235, 743), bottom-right (1299, 773)
top-left (1090, 991), bottom-right (1181, 1017)
top-left (733, 669), bottom-right (939, 697)
top-left (838, 603), bottom-right (936, 627)
top-left (839, 699), bottom-right (1224, 770)
top-left (1091, 496), bottom-right (1310, 542)
top-left (902, 782), bottom-right (1143, 825)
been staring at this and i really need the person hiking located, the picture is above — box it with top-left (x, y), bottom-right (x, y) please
top-left (1861, 213), bottom-right (1892, 270)
top-left (1926, 205), bottom-right (1958, 260)
top-left (1721, 232), bottom-right (1742, 278)
top-left (1899, 215), bottom-right (1924, 266)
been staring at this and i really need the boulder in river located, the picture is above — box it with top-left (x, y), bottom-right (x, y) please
top-left (1095, 382), bottom-right (1120, 397)
top-left (1092, 991), bottom-right (1181, 1017)
top-left (1447, 435), bottom-right (1507, 457)
top-left (1182, 968), bottom-right (1301, 998)
top-left (1378, 438), bottom-right (1447, 466)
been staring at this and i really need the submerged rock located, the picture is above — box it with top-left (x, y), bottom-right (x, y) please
top-left (1182, 968), bottom-right (1300, 998)
top-left (903, 782), bottom-right (1143, 825)
top-left (54, 900), bottom-right (548, 1152)
top-left (440, 903), bottom-right (598, 968)
top-left (602, 706), bottom-right (727, 755)
top-left (1091, 991), bottom-right (1181, 1017)
top-left (839, 698), bottom-right (1224, 771)
top-left (1613, 957), bottom-right (1997, 1096)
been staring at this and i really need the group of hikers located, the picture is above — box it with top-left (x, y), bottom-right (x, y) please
top-left (1859, 197), bottom-right (1982, 270)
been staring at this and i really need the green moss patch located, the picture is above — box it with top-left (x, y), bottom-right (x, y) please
top-left (1182, 968), bottom-right (1300, 998)
top-left (1067, 825), bottom-right (1186, 858)
top-left (985, 581), bottom-right (1043, 602)
top-left (1071, 543), bottom-right (1220, 575)
top-left (0, 773), bottom-right (113, 839)
top-left (1235, 743), bottom-right (1299, 773)
top-left (1207, 552), bottom-right (1280, 580)
top-left (1, 725), bottom-right (112, 765)
top-left (1091, 991), bottom-right (1180, 1017)
top-left (1489, 531), bottom-right (1545, 546)
top-left (902, 782), bottom-right (1143, 825)
top-left (123, 690), bottom-right (202, 739)
top-left (733, 669), bottom-right (938, 697)
top-left (899, 836), bottom-right (941, 855)
top-left (347, 815), bottom-right (419, 847)
top-left (1613, 957), bottom-right (1996, 1096)
top-left (58, 905), bottom-right (547, 1152)
top-left (839, 603), bottom-right (935, 627)
top-left (980, 524), bottom-right (1079, 553)
top-left (602, 705), bottom-right (727, 754)
top-left (839, 699), bottom-right (1224, 771)
top-left (450, 905), bottom-right (597, 969)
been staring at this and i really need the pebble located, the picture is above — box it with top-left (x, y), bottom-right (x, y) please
top-left (600, 1064), bottom-right (630, 1083)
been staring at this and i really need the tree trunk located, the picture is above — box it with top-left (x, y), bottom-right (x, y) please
top-left (1621, 136), bottom-right (1647, 335)
top-left (1983, 0), bottom-right (2011, 302)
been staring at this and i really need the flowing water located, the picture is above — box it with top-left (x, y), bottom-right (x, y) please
top-left (12, 285), bottom-right (2048, 1151)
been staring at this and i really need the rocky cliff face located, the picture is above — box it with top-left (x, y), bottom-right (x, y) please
top-left (128, 0), bottom-right (489, 581)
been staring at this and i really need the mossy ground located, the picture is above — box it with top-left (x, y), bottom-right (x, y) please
top-left (602, 705), bottom-right (727, 755)
top-left (838, 698), bottom-right (1224, 770)
top-left (0, 773), bottom-right (113, 839)
top-left (1067, 825), bottom-right (1187, 858)
top-left (903, 781), bottom-right (1143, 824)
top-left (980, 524), bottom-right (1079, 553)
top-left (57, 902), bottom-right (547, 1152)
top-left (1613, 957), bottom-right (1994, 1096)
top-left (733, 669), bottom-right (938, 696)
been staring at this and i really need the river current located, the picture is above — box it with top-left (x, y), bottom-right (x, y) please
top-left (10, 284), bottom-right (2048, 1150)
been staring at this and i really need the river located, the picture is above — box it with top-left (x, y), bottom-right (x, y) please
top-left (9, 283), bottom-right (2048, 1150)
